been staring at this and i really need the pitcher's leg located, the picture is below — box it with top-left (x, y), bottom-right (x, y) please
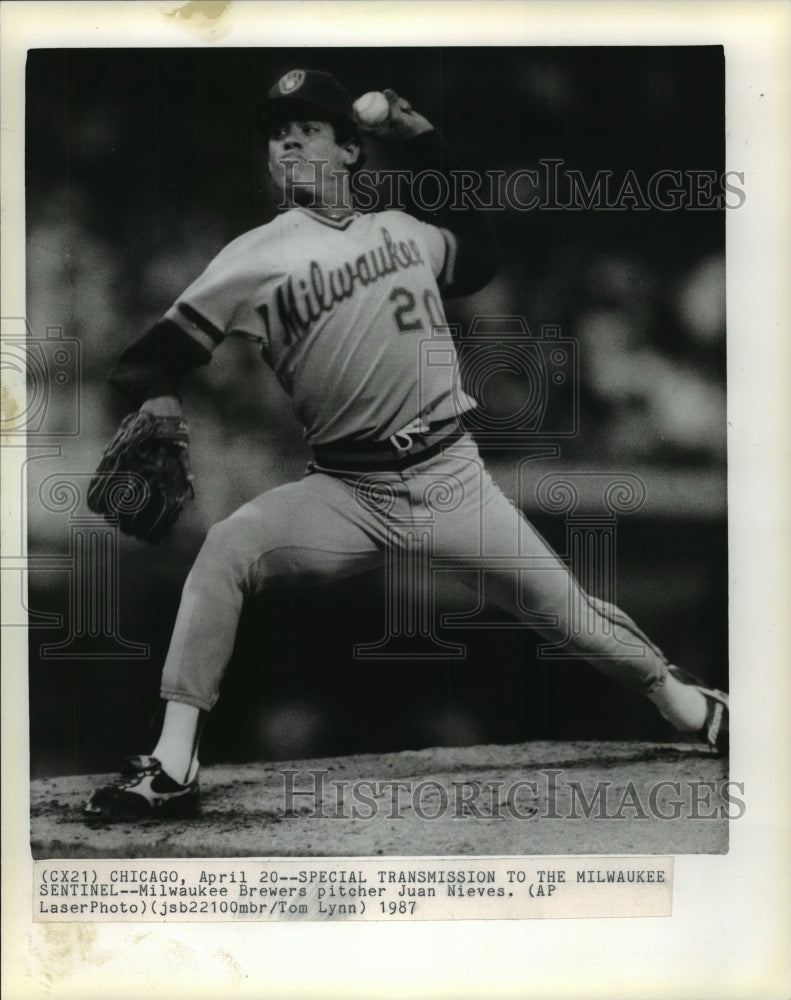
top-left (488, 507), bottom-right (670, 691)
top-left (416, 445), bottom-right (723, 747)
top-left (160, 473), bottom-right (385, 712)
top-left (85, 471), bottom-right (386, 820)
top-left (418, 449), bottom-right (669, 690)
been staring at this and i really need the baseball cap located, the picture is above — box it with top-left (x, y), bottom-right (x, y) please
top-left (257, 69), bottom-right (356, 135)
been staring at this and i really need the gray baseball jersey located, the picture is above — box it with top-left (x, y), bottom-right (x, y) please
top-left (163, 206), bottom-right (476, 445)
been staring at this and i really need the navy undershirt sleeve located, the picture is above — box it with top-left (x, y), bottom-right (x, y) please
top-left (379, 130), bottom-right (499, 297)
top-left (108, 318), bottom-right (212, 408)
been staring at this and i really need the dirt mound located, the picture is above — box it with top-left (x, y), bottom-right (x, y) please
top-left (31, 741), bottom-right (728, 858)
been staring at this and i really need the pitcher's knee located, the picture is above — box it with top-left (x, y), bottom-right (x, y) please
top-left (191, 516), bottom-right (262, 587)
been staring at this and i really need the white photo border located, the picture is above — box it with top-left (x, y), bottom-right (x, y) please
top-left (2, 2), bottom-right (790, 998)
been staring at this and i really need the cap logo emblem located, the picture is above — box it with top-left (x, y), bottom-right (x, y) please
top-left (278, 70), bottom-right (306, 94)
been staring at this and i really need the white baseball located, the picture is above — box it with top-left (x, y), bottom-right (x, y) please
top-left (353, 91), bottom-right (390, 126)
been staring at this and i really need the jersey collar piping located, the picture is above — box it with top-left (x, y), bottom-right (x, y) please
top-left (295, 206), bottom-right (361, 230)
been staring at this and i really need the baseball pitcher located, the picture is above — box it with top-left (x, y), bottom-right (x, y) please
top-left (85, 69), bottom-right (728, 821)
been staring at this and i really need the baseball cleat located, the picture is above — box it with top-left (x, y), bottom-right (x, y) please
top-left (668, 665), bottom-right (729, 754)
top-left (83, 755), bottom-right (200, 823)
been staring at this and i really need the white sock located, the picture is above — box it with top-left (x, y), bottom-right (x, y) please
top-left (647, 673), bottom-right (707, 732)
top-left (151, 701), bottom-right (202, 784)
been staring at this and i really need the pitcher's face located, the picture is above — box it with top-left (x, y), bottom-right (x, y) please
top-left (268, 120), bottom-right (358, 206)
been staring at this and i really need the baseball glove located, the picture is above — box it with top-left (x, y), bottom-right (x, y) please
top-left (87, 410), bottom-right (194, 543)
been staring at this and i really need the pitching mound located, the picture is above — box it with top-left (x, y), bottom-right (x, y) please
top-left (31, 741), bottom-right (728, 859)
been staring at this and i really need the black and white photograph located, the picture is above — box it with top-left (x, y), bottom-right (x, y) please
top-left (24, 41), bottom-right (732, 857)
top-left (2, 2), bottom-right (790, 998)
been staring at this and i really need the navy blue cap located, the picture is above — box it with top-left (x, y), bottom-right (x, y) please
top-left (257, 69), bottom-right (356, 134)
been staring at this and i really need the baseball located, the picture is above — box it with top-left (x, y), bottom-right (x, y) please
top-left (353, 91), bottom-right (390, 126)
